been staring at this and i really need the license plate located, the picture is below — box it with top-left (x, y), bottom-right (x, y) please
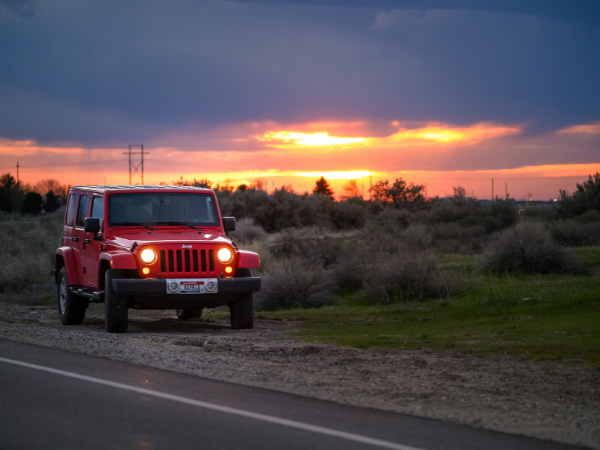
top-left (180, 281), bottom-right (204, 294)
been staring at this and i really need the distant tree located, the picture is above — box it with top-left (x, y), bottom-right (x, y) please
top-left (22, 192), bottom-right (43, 215)
top-left (370, 178), bottom-right (426, 208)
top-left (44, 190), bottom-right (60, 212)
top-left (313, 177), bottom-right (334, 199)
top-left (0, 173), bottom-right (23, 212)
top-left (452, 185), bottom-right (467, 206)
top-left (557, 172), bottom-right (600, 217)
top-left (340, 179), bottom-right (362, 200)
top-left (33, 179), bottom-right (69, 196)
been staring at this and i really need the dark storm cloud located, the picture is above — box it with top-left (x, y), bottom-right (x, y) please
top-left (0, 0), bottom-right (40, 21)
top-left (0, 0), bottom-right (598, 146)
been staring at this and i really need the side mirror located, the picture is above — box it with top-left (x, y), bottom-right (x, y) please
top-left (84, 217), bottom-right (102, 241)
top-left (222, 217), bottom-right (236, 233)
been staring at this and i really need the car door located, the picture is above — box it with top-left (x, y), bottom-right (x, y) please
top-left (83, 195), bottom-right (104, 288)
top-left (72, 194), bottom-right (91, 287)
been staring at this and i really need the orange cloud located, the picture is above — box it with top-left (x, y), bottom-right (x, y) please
top-left (558, 122), bottom-right (600, 135)
top-left (384, 122), bottom-right (521, 145)
top-left (254, 121), bottom-right (522, 150)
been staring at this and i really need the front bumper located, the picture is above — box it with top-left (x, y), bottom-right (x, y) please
top-left (113, 277), bottom-right (261, 296)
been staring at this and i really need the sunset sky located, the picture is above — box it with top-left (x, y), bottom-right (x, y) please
top-left (1, 0), bottom-right (599, 200)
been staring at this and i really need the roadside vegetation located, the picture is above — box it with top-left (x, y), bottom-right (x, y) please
top-left (1, 172), bottom-right (599, 366)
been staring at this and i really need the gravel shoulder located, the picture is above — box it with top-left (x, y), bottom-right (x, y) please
top-left (0, 301), bottom-right (598, 449)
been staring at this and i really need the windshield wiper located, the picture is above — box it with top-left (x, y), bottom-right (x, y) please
top-left (157, 221), bottom-right (202, 230)
top-left (111, 222), bottom-right (155, 230)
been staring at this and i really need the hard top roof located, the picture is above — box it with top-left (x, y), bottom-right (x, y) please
top-left (70, 185), bottom-right (214, 195)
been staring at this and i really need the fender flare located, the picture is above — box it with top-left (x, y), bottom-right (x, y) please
top-left (100, 251), bottom-right (138, 271)
top-left (55, 247), bottom-right (80, 285)
top-left (237, 250), bottom-right (260, 269)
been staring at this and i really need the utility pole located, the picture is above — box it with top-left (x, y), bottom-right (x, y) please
top-left (16, 161), bottom-right (19, 184)
top-left (124, 145), bottom-right (148, 185)
top-left (491, 178), bottom-right (494, 202)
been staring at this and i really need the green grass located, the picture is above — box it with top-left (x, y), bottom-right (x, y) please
top-left (264, 249), bottom-right (600, 367)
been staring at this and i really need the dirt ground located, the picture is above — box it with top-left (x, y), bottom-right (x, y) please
top-left (0, 301), bottom-right (598, 449)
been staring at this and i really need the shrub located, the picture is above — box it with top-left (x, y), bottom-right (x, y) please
top-left (230, 217), bottom-right (267, 244)
top-left (361, 250), bottom-right (447, 303)
top-left (255, 257), bottom-right (335, 310)
top-left (549, 219), bottom-right (600, 246)
top-left (557, 172), bottom-right (600, 218)
top-left (368, 208), bottom-right (410, 235)
top-left (428, 223), bottom-right (486, 254)
top-left (331, 200), bottom-right (367, 230)
top-left (480, 221), bottom-right (579, 274)
top-left (267, 228), bottom-right (342, 268)
top-left (332, 240), bottom-right (378, 293)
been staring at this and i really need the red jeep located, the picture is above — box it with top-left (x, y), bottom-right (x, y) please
top-left (54, 185), bottom-right (261, 333)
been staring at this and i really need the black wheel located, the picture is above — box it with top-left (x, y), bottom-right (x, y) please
top-left (175, 308), bottom-right (203, 320)
top-left (230, 292), bottom-right (254, 330)
top-left (57, 267), bottom-right (87, 325)
top-left (105, 269), bottom-right (128, 333)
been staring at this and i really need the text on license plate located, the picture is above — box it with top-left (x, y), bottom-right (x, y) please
top-left (181, 281), bottom-right (204, 294)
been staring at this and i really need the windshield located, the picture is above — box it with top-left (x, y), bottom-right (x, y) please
top-left (108, 193), bottom-right (219, 227)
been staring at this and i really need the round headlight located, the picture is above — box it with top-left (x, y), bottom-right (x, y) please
top-left (217, 247), bottom-right (233, 263)
top-left (140, 248), bottom-right (157, 265)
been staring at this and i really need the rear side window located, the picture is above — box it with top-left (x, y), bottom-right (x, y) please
top-left (91, 196), bottom-right (104, 220)
top-left (65, 194), bottom-right (78, 227)
top-left (76, 195), bottom-right (90, 228)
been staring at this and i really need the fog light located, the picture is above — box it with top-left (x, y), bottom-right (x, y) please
top-left (142, 267), bottom-right (150, 275)
top-left (225, 266), bottom-right (233, 274)
top-left (206, 280), bottom-right (216, 292)
top-left (168, 281), bottom-right (179, 292)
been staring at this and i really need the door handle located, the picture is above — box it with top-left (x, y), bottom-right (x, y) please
top-left (71, 236), bottom-right (79, 242)
top-left (83, 238), bottom-right (91, 243)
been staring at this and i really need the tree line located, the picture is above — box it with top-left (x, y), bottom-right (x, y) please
top-left (0, 174), bottom-right (69, 214)
top-left (3, 171), bottom-right (599, 226)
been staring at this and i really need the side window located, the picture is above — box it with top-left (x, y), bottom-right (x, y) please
top-left (76, 195), bottom-right (90, 228)
top-left (91, 196), bottom-right (104, 220)
top-left (65, 194), bottom-right (78, 227)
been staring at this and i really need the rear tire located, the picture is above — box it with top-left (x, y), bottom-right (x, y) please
top-left (230, 293), bottom-right (254, 330)
top-left (57, 267), bottom-right (87, 325)
top-left (105, 269), bottom-right (128, 333)
top-left (176, 308), bottom-right (203, 320)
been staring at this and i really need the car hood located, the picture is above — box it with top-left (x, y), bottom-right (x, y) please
top-left (105, 229), bottom-right (233, 251)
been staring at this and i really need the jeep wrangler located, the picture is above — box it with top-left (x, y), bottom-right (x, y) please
top-left (54, 185), bottom-right (261, 333)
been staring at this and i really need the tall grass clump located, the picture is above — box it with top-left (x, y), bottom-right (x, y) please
top-left (0, 212), bottom-right (63, 299)
top-left (480, 221), bottom-right (579, 274)
top-left (255, 257), bottom-right (335, 310)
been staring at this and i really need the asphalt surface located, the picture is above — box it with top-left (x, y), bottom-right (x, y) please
top-left (0, 339), bottom-right (583, 450)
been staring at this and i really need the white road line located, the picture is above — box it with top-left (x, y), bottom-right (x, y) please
top-left (0, 356), bottom-right (426, 450)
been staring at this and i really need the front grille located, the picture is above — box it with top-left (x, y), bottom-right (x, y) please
top-left (159, 249), bottom-right (215, 274)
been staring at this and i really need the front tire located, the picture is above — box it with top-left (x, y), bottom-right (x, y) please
top-left (57, 267), bottom-right (87, 325)
top-left (105, 269), bottom-right (128, 333)
top-left (230, 293), bottom-right (254, 330)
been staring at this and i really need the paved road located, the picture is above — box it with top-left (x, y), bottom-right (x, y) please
top-left (0, 339), bottom-right (579, 450)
